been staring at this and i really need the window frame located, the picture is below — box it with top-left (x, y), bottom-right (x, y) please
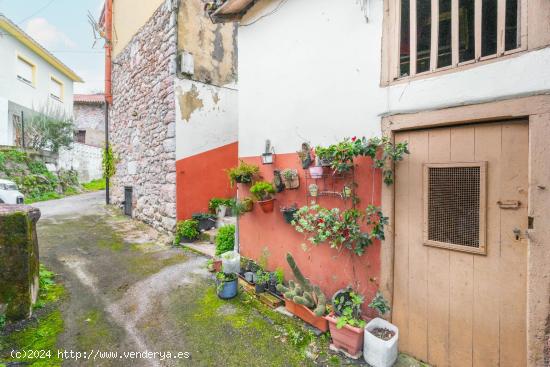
top-left (422, 161), bottom-right (488, 255)
top-left (49, 75), bottom-right (64, 102)
top-left (385, 0), bottom-right (527, 83)
top-left (16, 53), bottom-right (36, 86)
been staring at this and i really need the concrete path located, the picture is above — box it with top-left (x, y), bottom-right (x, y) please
top-left (33, 192), bottom-right (316, 367)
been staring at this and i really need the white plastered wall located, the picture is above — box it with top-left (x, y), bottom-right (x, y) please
top-left (0, 97), bottom-right (10, 145)
top-left (174, 79), bottom-right (238, 160)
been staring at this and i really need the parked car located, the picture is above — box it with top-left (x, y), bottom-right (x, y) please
top-left (0, 179), bottom-right (24, 204)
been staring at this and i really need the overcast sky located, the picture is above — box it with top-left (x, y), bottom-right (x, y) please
top-left (1, 0), bottom-right (105, 94)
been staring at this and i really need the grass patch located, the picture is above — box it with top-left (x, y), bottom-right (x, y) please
top-left (24, 192), bottom-right (62, 204)
top-left (82, 178), bottom-right (106, 192)
top-left (0, 265), bottom-right (65, 366)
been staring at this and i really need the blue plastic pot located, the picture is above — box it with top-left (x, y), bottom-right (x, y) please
top-left (217, 278), bottom-right (238, 299)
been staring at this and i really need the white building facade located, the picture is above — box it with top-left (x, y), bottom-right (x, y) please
top-left (0, 14), bottom-right (82, 146)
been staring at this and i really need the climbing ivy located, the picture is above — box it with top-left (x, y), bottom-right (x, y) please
top-left (102, 146), bottom-right (117, 179)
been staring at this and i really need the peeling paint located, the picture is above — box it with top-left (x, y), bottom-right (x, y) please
top-left (177, 85), bottom-right (204, 122)
top-left (212, 92), bottom-right (220, 105)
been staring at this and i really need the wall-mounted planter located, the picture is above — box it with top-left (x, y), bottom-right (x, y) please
top-left (308, 184), bottom-right (319, 197)
top-left (342, 185), bottom-right (353, 199)
top-left (281, 168), bottom-right (300, 189)
top-left (326, 314), bottom-right (364, 358)
top-left (258, 198), bottom-right (275, 213)
top-left (281, 207), bottom-right (298, 223)
top-left (309, 166), bottom-right (324, 178)
top-left (363, 318), bottom-right (399, 367)
top-left (284, 297), bottom-right (329, 332)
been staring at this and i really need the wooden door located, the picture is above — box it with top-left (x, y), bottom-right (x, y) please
top-left (393, 121), bottom-right (528, 367)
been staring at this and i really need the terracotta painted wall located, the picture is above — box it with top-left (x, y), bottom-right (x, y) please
top-left (239, 152), bottom-right (383, 316)
top-left (176, 142), bottom-right (238, 220)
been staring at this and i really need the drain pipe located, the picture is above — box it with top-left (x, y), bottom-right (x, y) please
top-left (103, 0), bottom-right (113, 205)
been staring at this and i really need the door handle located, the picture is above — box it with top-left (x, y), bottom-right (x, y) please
top-left (513, 228), bottom-right (521, 240)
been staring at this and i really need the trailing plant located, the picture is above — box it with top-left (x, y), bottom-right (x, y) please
top-left (102, 146), bottom-right (117, 179)
top-left (215, 224), bottom-right (235, 256)
top-left (333, 288), bottom-right (367, 329)
top-left (174, 219), bottom-right (200, 244)
top-left (227, 160), bottom-right (260, 187)
top-left (276, 253), bottom-right (327, 317)
top-left (368, 291), bottom-right (391, 316)
top-left (366, 204), bottom-right (389, 242)
top-left (250, 181), bottom-right (275, 201)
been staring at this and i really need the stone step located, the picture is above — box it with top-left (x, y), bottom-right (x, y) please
top-left (184, 241), bottom-right (216, 258)
top-left (202, 216), bottom-right (237, 243)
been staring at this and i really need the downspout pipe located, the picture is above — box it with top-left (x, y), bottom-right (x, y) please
top-left (104, 0), bottom-right (113, 205)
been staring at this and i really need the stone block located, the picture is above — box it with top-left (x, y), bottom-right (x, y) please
top-left (0, 204), bottom-right (41, 321)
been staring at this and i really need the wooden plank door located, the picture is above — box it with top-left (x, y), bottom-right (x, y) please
top-left (393, 121), bottom-right (528, 367)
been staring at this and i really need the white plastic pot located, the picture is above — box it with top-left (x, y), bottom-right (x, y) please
top-left (363, 317), bottom-right (399, 367)
top-left (221, 251), bottom-right (240, 274)
top-left (217, 205), bottom-right (227, 219)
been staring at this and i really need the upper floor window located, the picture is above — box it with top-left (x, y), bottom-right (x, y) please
top-left (50, 76), bottom-right (63, 101)
top-left (396, 0), bottom-right (524, 79)
top-left (16, 55), bottom-right (35, 86)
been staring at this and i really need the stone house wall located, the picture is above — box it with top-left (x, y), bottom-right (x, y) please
top-left (109, 0), bottom-right (178, 232)
top-left (74, 102), bottom-right (105, 148)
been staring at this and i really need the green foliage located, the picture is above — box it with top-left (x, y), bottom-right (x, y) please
top-left (276, 253), bottom-right (326, 317)
top-left (274, 267), bottom-right (285, 284)
top-left (215, 224), bottom-right (235, 256)
top-left (333, 288), bottom-right (366, 329)
top-left (312, 136), bottom-right (409, 183)
top-left (250, 181), bottom-right (275, 201)
top-left (216, 272), bottom-right (237, 293)
top-left (230, 197), bottom-right (254, 216)
top-left (14, 105), bottom-right (74, 153)
top-left (174, 220), bottom-right (200, 244)
top-left (192, 213), bottom-right (217, 221)
top-left (292, 203), bottom-right (388, 255)
top-left (227, 160), bottom-right (260, 187)
top-left (368, 291), bottom-right (391, 316)
top-left (208, 198), bottom-right (233, 213)
top-left (255, 270), bottom-right (270, 284)
top-left (82, 178), bottom-right (106, 191)
top-left (102, 146), bottom-right (117, 179)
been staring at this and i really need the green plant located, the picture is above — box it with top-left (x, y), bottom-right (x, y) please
top-left (216, 272), bottom-right (237, 293)
top-left (250, 181), bottom-right (275, 201)
top-left (274, 267), bottom-right (284, 284)
top-left (208, 198), bottom-right (232, 213)
top-left (297, 142), bottom-right (312, 169)
top-left (227, 160), bottom-right (260, 187)
top-left (174, 219), bottom-right (200, 244)
top-left (192, 213), bottom-right (217, 221)
top-left (276, 253), bottom-right (327, 317)
top-left (102, 146), bottom-right (117, 179)
top-left (215, 224), bottom-right (235, 255)
top-left (82, 178), bottom-right (106, 191)
top-left (368, 291), bottom-right (391, 316)
top-left (255, 270), bottom-right (270, 284)
top-left (230, 197), bottom-right (254, 216)
top-left (333, 288), bottom-right (366, 329)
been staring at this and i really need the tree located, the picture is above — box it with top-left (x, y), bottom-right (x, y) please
top-left (14, 104), bottom-right (74, 153)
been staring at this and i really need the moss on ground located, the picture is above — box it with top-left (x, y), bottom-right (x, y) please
top-left (0, 265), bottom-right (65, 366)
top-left (75, 310), bottom-right (118, 351)
top-left (127, 252), bottom-right (188, 276)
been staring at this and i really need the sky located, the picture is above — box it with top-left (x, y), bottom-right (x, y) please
top-left (0, 0), bottom-right (105, 94)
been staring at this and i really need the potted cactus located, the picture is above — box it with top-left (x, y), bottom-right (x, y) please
top-left (250, 181), bottom-right (276, 213)
top-left (325, 287), bottom-right (366, 359)
top-left (276, 253), bottom-right (328, 332)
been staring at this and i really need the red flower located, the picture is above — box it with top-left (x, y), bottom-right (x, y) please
top-left (317, 218), bottom-right (324, 223)
top-left (351, 136), bottom-right (357, 141)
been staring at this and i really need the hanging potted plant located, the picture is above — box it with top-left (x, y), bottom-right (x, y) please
top-left (297, 142), bottom-right (312, 169)
top-left (216, 272), bottom-right (238, 300)
top-left (227, 160), bottom-right (260, 187)
top-left (308, 183), bottom-right (319, 197)
top-left (192, 213), bottom-right (217, 231)
top-left (342, 185), bottom-right (353, 199)
top-left (276, 253), bottom-right (328, 332)
top-left (309, 164), bottom-right (324, 178)
top-left (250, 181), bottom-right (276, 213)
top-left (273, 170), bottom-right (286, 193)
top-left (325, 287), bottom-right (366, 359)
top-left (281, 168), bottom-right (299, 189)
top-left (363, 292), bottom-right (398, 367)
top-left (280, 204), bottom-right (298, 224)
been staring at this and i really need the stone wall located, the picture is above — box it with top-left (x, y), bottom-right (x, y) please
top-left (109, 0), bottom-right (178, 232)
top-left (0, 204), bottom-right (40, 321)
top-left (74, 102), bottom-right (105, 148)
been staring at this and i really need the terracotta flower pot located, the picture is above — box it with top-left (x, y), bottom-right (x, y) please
top-left (284, 297), bottom-right (329, 332)
top-left (258, 198), bottom-right (275, 213)
top-left (213, 259), bottom-right (222, 272)
top-left (326, 314), bottom-right (364, 357)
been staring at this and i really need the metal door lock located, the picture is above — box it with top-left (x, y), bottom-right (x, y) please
top-left (513, 228), bottom-right (521, 240)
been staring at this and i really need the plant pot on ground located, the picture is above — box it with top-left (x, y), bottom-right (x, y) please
top-left (363, 318), bottom-right (398, 367)
top-left (174, 219), bottom-right (200, 244)
top-left (192, 213), bottom-right (217, 231)
top-left (216, 272), bottom-right (238, 300)
top-left (276, 253), bottom-right (328, 332)
top-left (255, 271), bottom-right (269, 293)
top-left (326, 314), bottom-right (365, 358)
top-left (250, 181), bottom-right (276, 213)
top-left (280, 204), bottom-right (298, 224)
